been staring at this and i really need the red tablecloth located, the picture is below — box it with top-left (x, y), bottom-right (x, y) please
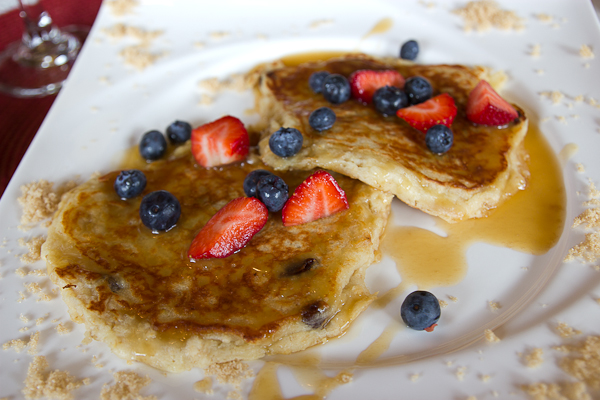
top-left (0, 0), bottom-right (102, 198)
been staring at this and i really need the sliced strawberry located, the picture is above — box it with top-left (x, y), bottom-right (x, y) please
top-left (191, 115), bottom-right (249, 168)
top-left (396, 93), bottom-right (457, 133)
top-left (188, 197), bottom-right (268, 259)
top-left (282, 171), bottom-right (349, 227)
top-left (349, 69), bottom-right (405, 104)
top-left (466, 80), bottom-right (518, 126)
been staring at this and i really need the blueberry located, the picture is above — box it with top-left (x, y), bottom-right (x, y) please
top-left (244, 169), bottom-right (274, 198)
top-left (404, 76), bottom-right (433, 105)
top-left (139, 190), bottom-right (181, 233)
top-left (373, 86), bottom-right (408, 116)
top-left (309, 71), bottom-right (330, 94)
top-left (256, 174), bottom-right (289, 212)
top-left (114, 169), bottom-right (147, 199)
top-left (400, 40), bottom-right (419, 61)
top-left (322, 74), bottom-right (351, 104)
top-left (269, 127), bottom-right (303, 157)
top-left (166, 120), bottom-right (192, 144)
top-left (425, 125), bottom-right (453, 154)
top-left (309, 107), bottom-right (336, 132)
top-left (139, 130), bottom-right (167, 161)
top-left (400, 290), bottom-right (441, 331)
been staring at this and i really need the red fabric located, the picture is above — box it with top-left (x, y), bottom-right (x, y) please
top-left (0, 0), bottom-right (102, 198)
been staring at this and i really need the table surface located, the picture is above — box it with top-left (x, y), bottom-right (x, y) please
top-left (0, 0), bottom-right (102, 199)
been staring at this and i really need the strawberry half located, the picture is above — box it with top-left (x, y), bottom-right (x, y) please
top-left (349, 69), bottom-right (405, 104)
top-left (466, 80), bottom-right (518, 126)
top-left (188, 197), bottom-right (268, 260)
top-left (282, 171), bottom-right (349, 227)
top-left (191, 115), bottom-right (249, 168)
top-left (396, 93), bottom-right (457, 133)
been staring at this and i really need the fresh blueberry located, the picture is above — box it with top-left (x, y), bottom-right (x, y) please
top-left (256, 174), bottom-right (289, 212)
top-left (404, 76), bottom-right (433, 105)
top-left (269, 127), bottom-right (303, 157)
top-left (114, 169), bottom-right (147, 199)
top-left (400, 290), bottom-right (441, 331)
top-left (400, 40), bottom-right (419, 61)
top-left (139, 190), bottom-right (181, 233)
top-left (139, 130), bottom-right (167, 161)
top-left (425, 125), bottom-right (453, 154)
top-left (244, 169), bottom-right (274, 198)
top-left (166, 120), bottom-right (192, 144)
top-left (373, 86), bottom-right (408, 116)
top-left (322, 74), bottom-right (351, 104)
top-left (309, 71), bottom-right (330, 94)
top-left (309, 107), bottom-right (336, 132)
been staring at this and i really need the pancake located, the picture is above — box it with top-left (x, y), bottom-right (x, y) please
top-left (42, 145), bottom-right (393, 372)
top-left (253, 54), bottom-right (530, 223)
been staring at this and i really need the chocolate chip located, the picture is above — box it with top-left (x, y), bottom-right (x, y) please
top-left (106, 276), bottom-right (122, 293)
top-left (282, 258), bottom-right (318, 277)
top-left (301, 300), bottom-right (329, 329)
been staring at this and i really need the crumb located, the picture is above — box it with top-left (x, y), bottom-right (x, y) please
top-left (24, 282), bottom-right (52, 302)
top-left (18, 236), bottom-right (45, 264)
top-left (20, 313), bottom-right (30, 323)
top-left (540, 117), bottom-right (550, 123)
top-left (535, 13), bottom-right (553, 23)
top-left (3, 338), bottom-right (27, 352)
top-left (580, 45), bottom-right (594, 59)
top-left (522, 348), bottom-right (544, 368)
top-left (410, 373), bottom-right (420, 382)
top-left (209, 31), bottom-right (230, 40)
top-left (535, 69), bottom-right (544, 75)
top-left (309, 19), bottom-right (334, 29)
top-left (52, 319), bottom-right (59, 324)
top-left (17, 291), bottom-right (27, 303)
top-left (484, 329), bottom-right (500, 343)
top-left (193, 41), bottom-right (206, 49)
top-left (555, 336), bottom-right (600, 390)
top-left (576, 163), bottom-right (586, 173)
top-left (439, 300), bottom-right (448, 308)
top-left (491, 391), bottom-right (499, 397)
top-left (56, 323), bottom-right (71, 335)
top-left (28, 269), bottom-right (46, 277)
top-left (20, 327), bottom-right (29, 332)
top-left (28, 331), bottom-right (40, 355)
top-left (481, 374), bottom-right (491, 383)
top-left (100, 371), bottom-right (156, 400)
top-left (573, 208), bottom-right (600, 229)
top-left (103, 24), bottom-right (163, 43)
top-left (550, 91), bottom-right (564, 105)
top-left (555, 322), bottom-right (582, 339)
top-left (455, 366), bottom-right (467, 381)
top-left (467, 396), bottom-right (477, 400)
top-left (530, 44), bottom-right (541, 58)
top-left (120, 45), bottom-right (164, 70)
top-left (22, 356), bottom-right (87, 400)
top-left (448, 295), bottom-right (458, 303)
top-left (81, 330), bottom-right (93, 345)
top-left (17, 180), bottom-right (61, 228)
top-left (556, 115), bottom-right (567, 124)
top-left (205, 361), bottom-right (254, 387)
top-left (193, 377), bottom-right (213, 394)
top-left (453, 0), bottom-right (525, 32)
top-left (488, 301), bottom-right (501, 311)
top-left (564, 231), bottom-right (600, 262)
top-left (584, 63), bottom-right (591, 69)
top-left (107, 0), bottom-right (138, 16)
top-left (446, 360), bottom-right (454, 366)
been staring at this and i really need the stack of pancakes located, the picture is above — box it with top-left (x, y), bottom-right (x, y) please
top-left (42, 54), bottom-right (528, 372)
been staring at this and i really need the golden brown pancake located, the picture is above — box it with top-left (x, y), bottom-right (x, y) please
top-left (42, 145), bottom-right (393, 372)
top-left (254, 54), bottom-right (529, 222)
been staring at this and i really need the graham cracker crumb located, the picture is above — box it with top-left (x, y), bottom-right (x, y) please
top-left (3, 338), bottom-right (27, 352)
top-left (20, 327), bottom-right (29, 332)
top-left (485, 329), bottom-right (500, 343)
top-left (453, 0), bottom-right (524, 32)
top-left (18, 180), bottom-right (60, 228)
top-left (18, 236), bottom-right (45, 264)
top-left (410, 373), bottom-right (420, 382)
top-left (488, 301), bottom-right (501, 311)
top-left (535, 13), bottom-right (553, 23)
top-left (563, 232), bottom-right (600, 262)
top-left (550, 91), bottom-right (564, 105)
top-left (559, 336), bottom-right (600, 390)
top-left (455, 366), bottom-right (467, 381)
top-left (576, 163), bottom-right (585, 173)
top-left (580, 45), bottom-right (594, 59)
top-left (107, 0), bottom-right (138, 16)
top-left (193, 377), bottom-right (213, 394)
top-left (308, 19), bottom-right (334, 29)
top-left (20, 313), bottom-right (29, 323)
top-left (28, 331), bottom-right (40, 355)
top-left (530, 44), bottom-right (542, 58)
top-left (100, 371), bottom-right (156, 400)
top-left (24, 282), bottom-right (52, 302)
top-left (448, 295), bottom-right (458, 303)
top-left (205, 360), bottom-right (254, 387)
top-left (17, 291), bottom-right (27, 302)
top-left (103, 24), bottom-right (162, 44)
top-left (198, 94), bottom-right (214, 106)
top-left (16, 267), bottom-right (28, 277)
top-left (209, 31), bottom-right (231, 40)
top-left (481, 374), bottom-right (491, 383)
top-left (522, 348), bottom-right (544, 368)
top-left (573, 208), bottom-right (600, 229)
top-left (56, 323), bottom-right (71, 335)
top-left (535, 69), bottom-right (545, 75)
top-left (193, 41), bottom-right (206, 49)
top-left (120, 46), bottom-right (164, 71)
top-left (555, 322), bottom-right (582, 339)
top-left (22, 356), bottom-right (87, 400)
top-left (439, 299), bottom-right (448, 308)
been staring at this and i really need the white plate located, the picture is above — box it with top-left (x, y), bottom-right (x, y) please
top-left (2, 0), bottom-right (600, 399)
